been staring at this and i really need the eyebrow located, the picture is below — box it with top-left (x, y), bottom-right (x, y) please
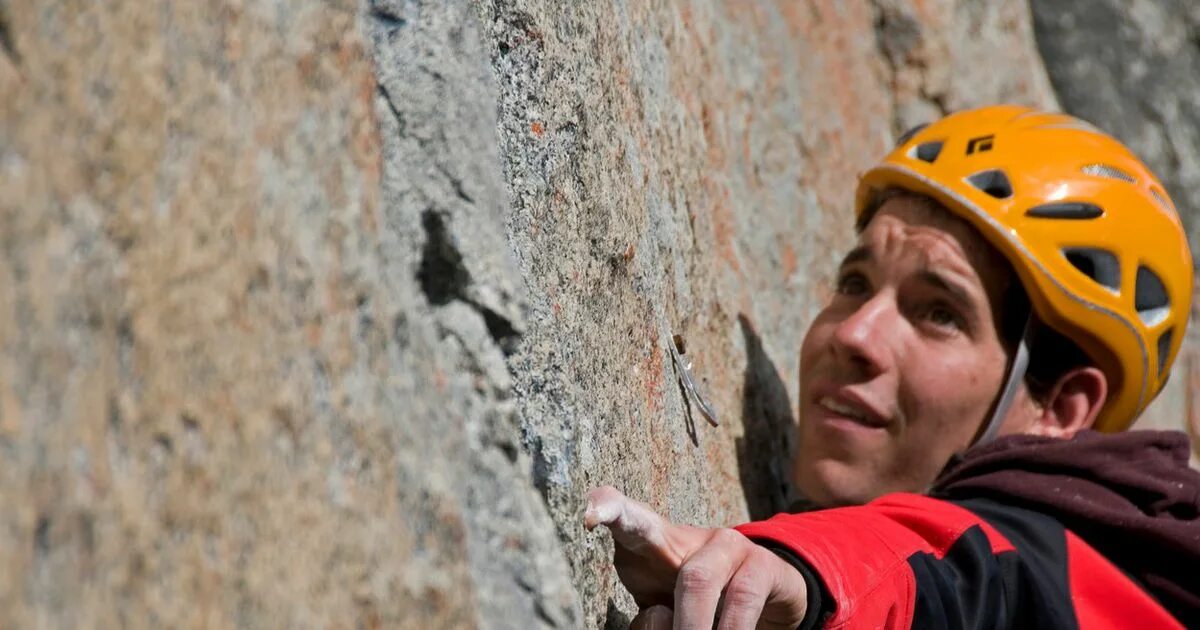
top-left (917, 269), bottom-right (975, 307)
top-left (838, 245), bottom-right (981, 310)
top-left (839, 246), bottom-right (872, 269)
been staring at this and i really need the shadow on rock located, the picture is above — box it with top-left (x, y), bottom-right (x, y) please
top-left (603, 598), bottom-right (633, 629)
top-left (736, 314), bottom-right (796, 521)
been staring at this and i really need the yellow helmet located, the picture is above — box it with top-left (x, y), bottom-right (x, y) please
top-left (856, 105), bottom-right (1193, 432)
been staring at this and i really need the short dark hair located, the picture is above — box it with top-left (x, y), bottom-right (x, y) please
top-left (997, 282), bottom-right (1093, 403)
top-left (859, 188), bottom-right (1093, 404)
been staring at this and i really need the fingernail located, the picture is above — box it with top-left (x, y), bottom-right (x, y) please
top-left (645, 605), bottom-right (673, 630)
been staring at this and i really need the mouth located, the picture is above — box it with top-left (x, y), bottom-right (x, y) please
top-left (815, 394), bottom-right (890, 430)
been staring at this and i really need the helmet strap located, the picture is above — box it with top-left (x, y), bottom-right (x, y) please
top-left (973, 314), bottom-right (1035, 445)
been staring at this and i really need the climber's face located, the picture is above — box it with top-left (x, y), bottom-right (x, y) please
top-left (794, 194), bottom-right (1015, 506)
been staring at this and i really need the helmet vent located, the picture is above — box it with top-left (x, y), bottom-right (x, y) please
top-left (1081, 163), bottom-right (1136, 183)
top-left (896, 123), bottom-right (929, 147)
top-left (966, 170), bottom-right (1013, 199)
top-left (1135, 265), bottom-right (1170, 327)
top-left (908, 141), bottom-right (943, 163)
top-left (1063, 248), bottom-right (1121, 292)
top-left (1026, 202), bottom-right (1104, 220)
top-left (1157, 328), bottom-right (1174, 377)
top-left (1150, 187), bottom-right (1173, 212)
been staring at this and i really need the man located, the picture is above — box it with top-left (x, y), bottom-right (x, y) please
top-left (586, 106), bottom-right (1200, 628)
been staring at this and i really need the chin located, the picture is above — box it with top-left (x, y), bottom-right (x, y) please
top-left (793, 459), bottom-right (880, 508)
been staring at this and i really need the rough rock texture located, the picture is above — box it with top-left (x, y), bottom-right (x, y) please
top-left (0, 0), bottom-right (1193, 628)
top-left (1030, 0), bottom-right (1200, 451)
top-left (1, 0), bottom-right (574, 627)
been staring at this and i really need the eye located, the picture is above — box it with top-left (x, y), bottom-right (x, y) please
top-left (924, 302), bottom-right (964, 330)
top-left (836, 271), bottom-right (869, 296)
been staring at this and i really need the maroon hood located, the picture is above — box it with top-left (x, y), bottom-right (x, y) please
top-left (932, 430), bottom-right (1200, 626)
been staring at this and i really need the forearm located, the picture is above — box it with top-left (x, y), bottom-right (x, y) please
top-left (735, 493), bottom-right (1018, 629)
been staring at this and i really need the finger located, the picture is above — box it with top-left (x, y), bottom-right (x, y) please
top-left (584, 486), bottom-right (672, 556)
top-left (630, 605), bottom-right (674, 630)
top-left (673, 529), bottom-right (747, 630)
top-left (715, 555), bottom-right (769, 630)
top-left (583, 486), bottom-right (627, 530)
top-left (760, 548), bottom-right (810, 629)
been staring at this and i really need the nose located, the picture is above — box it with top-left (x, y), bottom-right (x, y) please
top-left (830, 292), bottom-right (895, 378)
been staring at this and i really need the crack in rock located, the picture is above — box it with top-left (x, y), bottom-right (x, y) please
top-left (0, 2), bottom-right (19, 65)
top-left (366, 0), bottom-right (410, 34)
top-left (417, 209), bottom-right (520, 354)
top-left (417, 209), bottom-right (470, 306)
top-left (375, 82), bottom-right (476, 205)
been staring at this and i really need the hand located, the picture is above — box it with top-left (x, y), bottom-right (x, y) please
top-left (585, 486), bottom-right (809, 629)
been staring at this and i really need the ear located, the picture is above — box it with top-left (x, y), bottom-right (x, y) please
top-left (1025, 366), bottom-right (1108, 438)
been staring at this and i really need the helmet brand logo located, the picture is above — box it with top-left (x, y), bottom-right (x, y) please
top-left (966, 134), bottom-right (995, 155)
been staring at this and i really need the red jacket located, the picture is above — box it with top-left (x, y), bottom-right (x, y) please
top-left (735, 431), bottom-right (1200, 629)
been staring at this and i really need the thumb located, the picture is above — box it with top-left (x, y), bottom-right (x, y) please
top-left (630, 605), bottom-right (674, 630)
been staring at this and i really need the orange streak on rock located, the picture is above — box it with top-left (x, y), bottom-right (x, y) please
top-left (711, 189), bottom-right (741, 273)
top-left (642, 328), bottom-right (664, 413)
top-left (780, 243), bottom-right (798, 278)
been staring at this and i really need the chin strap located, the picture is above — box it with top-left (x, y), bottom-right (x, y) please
top-left (974, 314), bottom-right (1035, 445)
